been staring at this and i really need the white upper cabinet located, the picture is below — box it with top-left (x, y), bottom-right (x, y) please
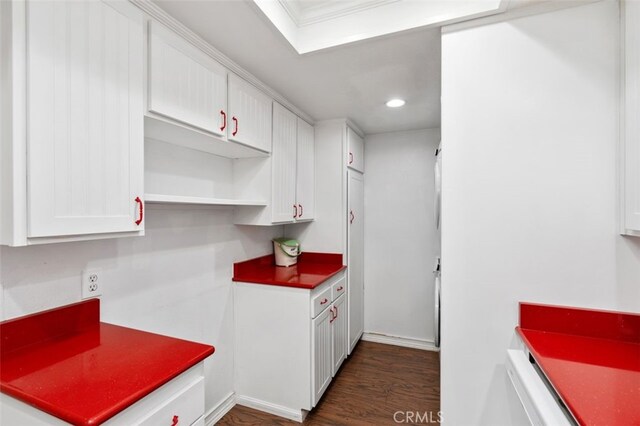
top-left (347, 126), bottom-right (364, 173)
top-left (228, 74), bottom-right (273, 153)
top-left (148, 21), bottom-right (227, 137)
top-left (0, 0), bottom-right (145, 245)
top-left (234, 103), bottom-right (315, 226)
top-left (296, 118), bottom-right (315, 221)
top-left (145, 26), bottom-right (271, 159)
top-left (623, 0), bottom-right (640, 236)
top-left (271, 103), bottom-right (298, 223)
top-left (28, 0), bottom-right (145, 238)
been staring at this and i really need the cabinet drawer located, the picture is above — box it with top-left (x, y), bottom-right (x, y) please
top-left (138, 377), bottom-right (204, 426)
top-left (331, 276), bottom-right (346, 301)
top-left (311, 287), bottom-right (332, 318)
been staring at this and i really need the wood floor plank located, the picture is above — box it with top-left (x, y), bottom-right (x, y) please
top-left (217, 341), bottom-right (440, 425)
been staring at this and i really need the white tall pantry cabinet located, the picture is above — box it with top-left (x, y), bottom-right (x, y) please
top-left (286, 120), bottom-right (365, 353)
top-left (1, 0), bottom-right (145, 246)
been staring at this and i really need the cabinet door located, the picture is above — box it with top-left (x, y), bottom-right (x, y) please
top-left (624, 0), bottom-right (640, 233)
top-left (296, 118), bottom-right (315, 221)
top-left (27, 0), bottom-right (144, 238)
top-left (332, 293), bottom-right (347, 376)
top-left (347, 170), bottom-right (365, 353)
top-left (347, 127), bottom-right (364, 173)
top-left (312, 307), bottom-right (332, 407)
top-left (148, 22), bottom-right (227, 137)
top-left (228, 74), bottom-right (272, 152)
top-left (271, 103), bottom-right (297, 224)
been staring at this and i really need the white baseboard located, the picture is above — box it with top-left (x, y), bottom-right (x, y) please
top-left (235, 395), bottom-right (304, 423)
top-left (361, 332), bottom-right (440, 352)
top-left (205, 392), bottom-right (236, 425)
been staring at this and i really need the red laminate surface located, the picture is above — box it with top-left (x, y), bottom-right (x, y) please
top-left (233, 252), bottom-right (346, 289)
top-left (517, 303), bottom-right (640, 426)
top-left (0, 300), bottom-right (215, 425)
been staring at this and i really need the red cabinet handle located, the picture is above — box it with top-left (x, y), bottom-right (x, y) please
top-left (350, 210), bottom-right (355, 224)
top-left (171, 415), bottom-right (179, 426)
top-left (220, 110), bottom-right (226, 131)
top-left (349, 152), bottom-right (354, 164)
top-left (334, 305), bottom-right (338, 319)
top-left (337, 286), bottom-right (344, 291)
top-left (135, 196), bottom-right (143, 226)
top-left (232, 116), bottom-right (238, 136)
top-left (320, 298), bottom-right (328, 305)
top-left (330, 307), bottom-right (336, 323)
top-left (293, 204), bottom-right (298, 219)
top-left (298, 204), bottom-right (303, 218)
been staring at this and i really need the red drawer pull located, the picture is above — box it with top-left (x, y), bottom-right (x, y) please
top-left (135, 196), bottom-right (144, 226)
top-left (232, 116), bottom-right (238, 136)
top-left (298, 204), bottom-right (303, 218)
top-left (171, 415), bottom-right (179, 426)
top-left (337, 286), bottom-right (344, 291)
top-left (293, 204), bottom-right (298, 218)
top-left (320, 298), bottom-right (328, 305)
top-left (220, 110), bottom-right (227, 131)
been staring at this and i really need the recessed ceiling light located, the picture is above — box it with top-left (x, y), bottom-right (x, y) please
top-left (386, 99), bottom-right (405, 108)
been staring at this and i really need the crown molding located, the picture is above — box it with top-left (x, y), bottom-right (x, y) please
top-left (278, 0), bottom-right (401, 27)
top-left (129, 0), bottom-right (315, 124)
top-left (299, 0), bottom-right (401, 27)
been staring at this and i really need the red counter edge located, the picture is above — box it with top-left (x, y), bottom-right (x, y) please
top-left (519, 302), bottom-right (640, 343)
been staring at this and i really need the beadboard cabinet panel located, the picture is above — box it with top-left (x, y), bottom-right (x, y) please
top-left (27, 0), bottom-right (144, 238)
top-left (296, 118), bottom-right (315, 221)
top-left (312, 307), bottom-right (332, 407)
top-left (148, 21), bottom-right (227, 137)
top-left (271, 103), bottom-right (298, 223)
top-left (228, 74), bottom-right (272, 153)
top-left (347, 126), bottom-right (364, 173)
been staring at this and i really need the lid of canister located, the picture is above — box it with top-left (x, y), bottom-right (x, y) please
top-left (273, 238), bottom-right (300, 248)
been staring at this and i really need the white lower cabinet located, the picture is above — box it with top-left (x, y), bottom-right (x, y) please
top-left (0, 364), bottom-right (206, 426)
top-left (331, 293), bottom-right (347, 376)
top-left (312, 306), bottom-right (333, 406)
top-left (234, 272), bottom-right (347, 421)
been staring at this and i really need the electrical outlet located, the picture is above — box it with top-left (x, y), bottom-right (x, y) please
top-left (82, 269), bottom-right (103, 299)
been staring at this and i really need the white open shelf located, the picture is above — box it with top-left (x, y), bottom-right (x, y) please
top-left (145, 193), bottom-right (267, 207)
top-left (144, 139), bottom-right (269, 212)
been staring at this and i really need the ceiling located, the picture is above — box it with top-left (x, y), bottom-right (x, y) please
top-left (254, 0), bottom-right (506, 53)
top-left (153, 0), bottom-right (442, 134)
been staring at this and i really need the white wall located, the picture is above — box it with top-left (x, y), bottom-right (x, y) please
top-left (364, 128), bottom-right (440, 344)
top-left (0, 206), bottom-right (282, 417)
top-left (441, 1), bottom-right (640, 425)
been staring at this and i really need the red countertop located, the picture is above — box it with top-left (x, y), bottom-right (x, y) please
top-left (516, 303), bottom-right (640, 426)
top-left (0, 299), bottom-right (215, 425)
top-left (233, 252), bottom-right (346, 289)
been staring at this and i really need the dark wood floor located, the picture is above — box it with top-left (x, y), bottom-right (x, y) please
top-left (218, 341), bottom-right (440, 425)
